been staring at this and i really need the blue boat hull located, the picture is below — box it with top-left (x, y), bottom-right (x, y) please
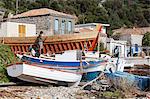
top-left (21, 55), bottom-right (104, 67)
top-left (105, 71), bottom-right (150, 91)
top-left (83, 71), bottom-right (101, 81)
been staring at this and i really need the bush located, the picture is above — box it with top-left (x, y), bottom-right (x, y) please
top-left (142, 32), bottom-right (150, 46)
top-left (0, 44), bottom-right (17, 83)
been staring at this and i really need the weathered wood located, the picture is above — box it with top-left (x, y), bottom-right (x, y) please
top-left (11, 46), bottom-right (14, 52)
top-left (22, 46), bottom-right (25, 52)
top-left (45, 44), bottom-right (50, 51)
top-left (67, 43), bottom-right (71, 50)
top-left (58, 43), bottom-right (63, 51)
top-left (50, 45), bottom-right (55, 53)
top-left (0, 32), bottom-right (96, 44)
top-left (80, 41), bottom-right (84, 49)
top-left (63, 43), bottom-right (68, 50)
top-left (43, 45), bottom-right (47, 54)
top-left (71, 42), bottom-right (76, 50)
top-left (1, 33), bottom-right (98, 54)
top-left (75, 42), bottom-right (80, 49)
top-left (54, 44), bottom-right (59, 52)
top-left (25, 45), bottom-right (29, 52)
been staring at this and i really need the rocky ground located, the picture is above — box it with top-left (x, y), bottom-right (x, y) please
top-left (0, 85), bottom-right (79, 99)
top-left (0, 83), bottom-right (149, 99)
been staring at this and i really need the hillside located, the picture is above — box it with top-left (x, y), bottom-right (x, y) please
top-left (0, 0), bottom-right (150, 36)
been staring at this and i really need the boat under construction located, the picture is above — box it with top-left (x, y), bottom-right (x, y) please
top-left (0, 32), bottom-right (98, 54)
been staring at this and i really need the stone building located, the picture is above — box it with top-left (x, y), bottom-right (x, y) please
top-left (113, 27), bottom-right (150, 56)
top-left (8, 8), bottom-right (77, 36)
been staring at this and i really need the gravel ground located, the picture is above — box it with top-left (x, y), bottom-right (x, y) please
top-left (0, 84), bottom-right (149, 99)
top-left (0, 86), bottom-right (82, 99)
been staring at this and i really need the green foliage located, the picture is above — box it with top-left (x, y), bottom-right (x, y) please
top-left (102, 90), bottom-right (123, 98)
top-left (0, 0), bottom-right (150, 35)
top-left (0, 45), bottom-right (17, 83)
top-left (142, 32), bottom-right (150, 46)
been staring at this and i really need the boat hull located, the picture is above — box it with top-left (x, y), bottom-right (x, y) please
top-left (21, 54), bottom-right (103, 67)
top-left (7, 63), bottom-right (82, 86)
top-left (105, 71), bottom-right (150, 91)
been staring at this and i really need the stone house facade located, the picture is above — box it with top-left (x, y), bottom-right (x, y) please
top-left (113, 27), bottom-right (150, 55)
top-left (8, 8), bottom-right (77, 36)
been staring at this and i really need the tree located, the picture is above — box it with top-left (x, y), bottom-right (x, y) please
top-left (142, 32), bottom-right (150, 46)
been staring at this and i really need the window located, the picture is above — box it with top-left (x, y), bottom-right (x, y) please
top-left (54, 19), bottom-right (59, 34)
top-left (61, 20), bottom-right (66, 34)
top-left (68, 21), bottom-right (72, 33)
top-left (19, 25), bottom-right (26, 37)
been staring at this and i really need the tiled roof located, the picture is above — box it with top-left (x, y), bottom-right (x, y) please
top-left (113, 27), bottom-right (150, 35)
top-left (75, 28), bottom-right (107, 37)
top-left (12, 8), bottom-right (77, 19)
top-left (77, 28), bottom-right (93, 33)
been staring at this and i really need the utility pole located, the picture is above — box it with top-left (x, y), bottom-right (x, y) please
top-left (16, 0), bottom-right (18, 14)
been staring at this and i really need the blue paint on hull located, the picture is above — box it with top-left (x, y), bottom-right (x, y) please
top-left (22, 55), bottom-right (103, 67)
top-left (83, 71), bottom-right (101, 81)
top-left (105, 71), bottom-right (150, 91)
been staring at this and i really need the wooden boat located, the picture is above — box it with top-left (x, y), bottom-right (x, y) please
top-left (7, 62), bottom-right (82, 86)
top-left (1, 32), bottom-right (97, 54)
top-left (18, 50), bottom-right (106, 71)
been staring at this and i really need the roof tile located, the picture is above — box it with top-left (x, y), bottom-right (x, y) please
top-left (12, 8), bottom-right (77, 19)
top-left (113, 27), bottom-right (150, 35)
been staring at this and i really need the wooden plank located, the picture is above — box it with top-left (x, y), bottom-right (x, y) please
top-left (75, 42), bottom-right (80, 49)
top-left (0, 32), bottom-right (96, 44)
top-left (71, 42), bottom-right (76, 50)
top-left (67, 43), bottom-right (72, 50)
top-left (88, 40), bottom-right (92, 48)
top-left (45, 44), bottom-right (50, 51)
top-left (50, 45), bottom-right (55, 53)
top-left (25, 45), bottom-right (29, 52)
top-left (43, 45), bottom-right (46, 54)
top-left (22, 46), bottom-right (25, 53)
top-left (63, 43), bottom-right (68, 50)
top-left (14, 46), bottom-right (18, 52)
top-left (18, 46), bottom-right (22, 52)
top-left (80, 41), bottom-right (84, 50)
top-left (54, 44), bottom-right (59, 53)
top-left (10, 46), bottom-right (14, 52)
top-left (58, 44), bottom-right (63, 51)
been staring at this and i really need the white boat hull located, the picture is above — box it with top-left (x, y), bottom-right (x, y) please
top-left (7, 63), bottom-right (82, 86)
top-left (83, 62), bottom-right (106, 73)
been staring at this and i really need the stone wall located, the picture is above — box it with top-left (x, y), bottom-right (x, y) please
top-left (9, 15), bottom-right (75, 36)
top-left (10, 15), bottom-right (52, 35)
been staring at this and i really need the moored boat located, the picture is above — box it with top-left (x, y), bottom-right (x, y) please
top-left (17, 50), bottom-right (107, 72)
